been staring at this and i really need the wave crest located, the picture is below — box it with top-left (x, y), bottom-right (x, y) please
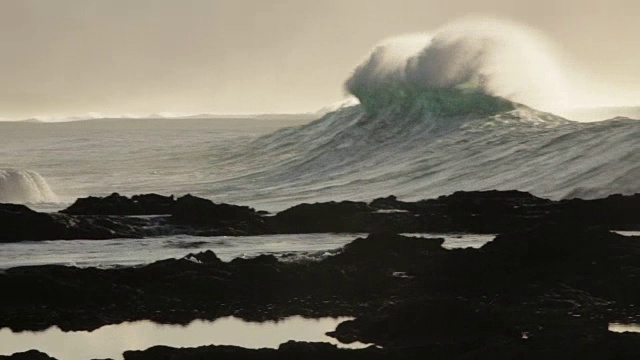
top-left (346, 18), bottom-right (569, 113)
top-left (352, 88), bottom-right (516, 117)
top-left (0, 169), bottom-right (58, 203)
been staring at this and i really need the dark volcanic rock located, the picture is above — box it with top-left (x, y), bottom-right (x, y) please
top-left (2, 191), bottom-right (640, 359)
top-left (123, 342), bottom-right (386, 360)
top-left (329, 231), bottom-right (444, 266)
top-left (61, 193), bottom-right (175, 215)
top-left (121, 333), bottom-right (640, 359)
top-left (553, 193), bottom-right (640, 230)
top-left (0, 232), bottom-right (446, 331)
top-left (371, 190), bottom-right (550, 213)
top-left (396, 190), bottom-right (554, 233)
top-left (170, 194), bottom-right (267, 234)
top-left (3, 190), bottom-right (638, 242)
top-left (4, 228), bottom-right (640, 332)
top-left (0, 202), bottom-right (156, 242)
top-left (271, 201), bottom-right (373, 233)
top-left (2, 226), bottom-right (640, 358)
top-left (269, 190), bottom-right (639, 235)
top-left (369, 190), bottom-right (639, 233)
top-left (479, 226), bottom-right (640, 303)
top-left (0, 350), bottom-right (57, 360)
top-left (184, 249), bottom-right (223, 265)
top-left (369, 195), bottom-right (405, 210)
top-left (11, 332), bottom-right (640, 360)
top-left (131, 193), bottom-right (175, 214)
top-left (1, 194), bottom-right (275, 242)
top-left (329, 298), bottom-right (509, 349)
top-left (0, 204), bottom-right (69, 242)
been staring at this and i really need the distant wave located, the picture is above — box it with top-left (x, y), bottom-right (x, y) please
top-left (562, 107), bottom-right (640, 122)
top-left (3, 112), bottom-right (319, 123)
top-left (0, 169), bottom-right (58, 204)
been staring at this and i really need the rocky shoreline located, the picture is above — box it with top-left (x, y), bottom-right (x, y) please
top-left (1, 190), bottom-right (640, 359)
top-left (2, 190), bottom-right (639, 242)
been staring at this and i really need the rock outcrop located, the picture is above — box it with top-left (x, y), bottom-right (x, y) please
top-left (61, 193), bottom-right (175, 216)
top-left (2, 190), bottom-right (640, 359)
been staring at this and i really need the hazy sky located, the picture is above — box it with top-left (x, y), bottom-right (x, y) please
top-left (1, 0), bottom-right (639, 118)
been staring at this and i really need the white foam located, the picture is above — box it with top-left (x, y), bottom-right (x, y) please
top-left (0, 169), bottom-right (58, 204)
top-left (346, 17), bottom-right (570, 112)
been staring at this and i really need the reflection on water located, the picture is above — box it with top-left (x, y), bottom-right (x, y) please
top-left (609, 323), bottom-right (640, 333)
top-left (614, 231), bottom-right (640, 237)
top-left (0, 316), bottom-right (366, 360)
top-left (403, 233), bottom-right (495, 249)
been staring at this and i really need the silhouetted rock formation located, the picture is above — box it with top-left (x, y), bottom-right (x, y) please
top-left (123, 342), bottom-right (386, 360)
top-left (2, 190), bottom-right (638, 242)
top-left (61, 193), bottom-right (175, 216)
top-left (2, 223), bottom-right (640, 358)
top-left (0, 350), bottom-right (57, 360)
top-left (0, 203), bottom-right (147, 242)
top-left (271, 190), bottom-right (639, 234)
top-left (170, 194), bottom-right (267, 235)
top-left (2, 191), bottom-right (640, 359)
top-left (271, 201), bottom-right (373, 233)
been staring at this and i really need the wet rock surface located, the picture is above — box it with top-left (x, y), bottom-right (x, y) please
top-left (2, 190), bottom-right (638, 242)
top-left (2, 227), bottom-right (640, 358)
top-left (363, 190), bottom-right (640, 233)
top-left (0, 350), bottom-right (57, 360)
top-left (1, 194), bottom-right (268, 242)
top-left (270, 201), bottom-right (373, 233)
top-left (0, 203), bottom-right (151, 242)
top-left (2, 190), bottom-right (640, 359)
top-left (170, 194), bottom-right (267, 234)
top-left (61, 193), bottom-right (175, 216)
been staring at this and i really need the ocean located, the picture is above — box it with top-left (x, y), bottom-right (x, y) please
top-left (1, 102), bottom-right (638, 211)
top-left (0, 99), bottom-right (638, 268)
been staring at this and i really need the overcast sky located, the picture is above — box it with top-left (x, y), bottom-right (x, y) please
top-left (1, 0), bottom-right (639, 118)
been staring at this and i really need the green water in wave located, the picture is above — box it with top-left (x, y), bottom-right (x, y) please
top-left (354, 87), bottom-right (516, 117)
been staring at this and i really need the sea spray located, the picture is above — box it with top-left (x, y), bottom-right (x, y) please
top-left (346, 18), bottom-right (569, 113)
top-left (0, 169), bottom-right (58, 203)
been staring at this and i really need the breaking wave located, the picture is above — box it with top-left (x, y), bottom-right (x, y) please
top-left (203, 62), bottom-right (638, 209)
top-left (2, 18), bottom-right (636, 212)
top-left (0, 169), bottom-right (58, 203)
top-left (197, 19), bottom-right (638, 209)
top-left (345, 18), bottom-right (570, 113)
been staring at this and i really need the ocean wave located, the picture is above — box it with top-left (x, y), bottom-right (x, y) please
top-left (2, 18), bottom-right (636, 211)
top-left (346, 18), bottom-right (569, 113)
top-left (191, 20), bottom-right (638, 209)
top-left (0, 169), bottom-right (58, 204)
top-left (199, 94), bottom-right (638, 210)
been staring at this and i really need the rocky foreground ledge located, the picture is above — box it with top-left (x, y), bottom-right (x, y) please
top-left (2, 225), bottom-right (640, 358)
top-left (1, 190), bottom-right (640, 359)
top-left (1, 190), bottom-right (639, 242)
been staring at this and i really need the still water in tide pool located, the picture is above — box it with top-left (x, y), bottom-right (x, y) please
top-left (609, 323), bottom-right (640, 333)
top-left (0, 316), bottom-right (368, 360)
